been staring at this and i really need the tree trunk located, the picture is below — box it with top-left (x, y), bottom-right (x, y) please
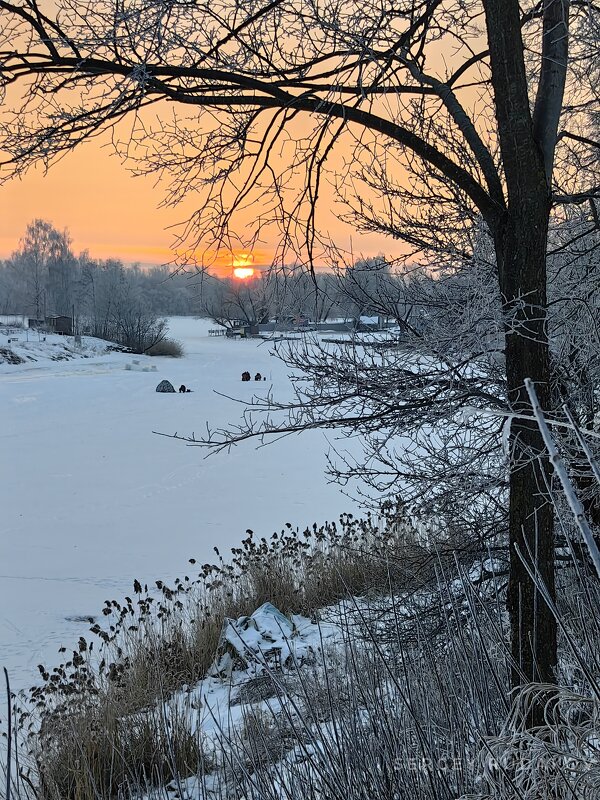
top-left (495, 207), bottom-right (557, 692)
top-left (483, 0), bottom-right (563, 701)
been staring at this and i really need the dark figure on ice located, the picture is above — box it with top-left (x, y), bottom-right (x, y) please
top-left (241, 371), bottom-right (251, 382)
top-left (179, 384), bottom-right (187, 393)
top-left (254, 372), bottom-right (262, 381)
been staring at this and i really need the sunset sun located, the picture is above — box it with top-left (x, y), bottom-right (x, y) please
top-left (232, 252), bottom-right (255, 279)
top-left (233, 267), bottom-right (255, 279)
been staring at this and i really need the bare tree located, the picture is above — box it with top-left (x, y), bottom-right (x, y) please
top-left (2, 0), bottom-right (600, 701)
top-left (200, 272), bottom-right (274, 329)
top-left (10, 219), bottom-right (72, 320)
top-left (334, 257), bottom-right (415, 328)
top-left (547, 213), bottom-right (600, 528)
top-left (278, 266), bottom-right (342, 324)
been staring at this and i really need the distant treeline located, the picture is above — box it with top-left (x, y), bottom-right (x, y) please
top-left (0, 220), bottom-right (200, 351)
top-left (0, 219), bottom-right (419, 348)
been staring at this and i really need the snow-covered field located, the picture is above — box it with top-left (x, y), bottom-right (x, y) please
top-left (0, 317), bottom-right (357, 694)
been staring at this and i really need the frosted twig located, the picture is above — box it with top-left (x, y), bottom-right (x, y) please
top-left (525, 378), bottom-right (600, 581)
top-left (562, 404), bottom-right (600, 488)
top-left (462, 404), bottom-right (600, 441)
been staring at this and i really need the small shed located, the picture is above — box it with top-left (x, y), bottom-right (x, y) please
top-left (0, 314), bottom-right (29, 329)
top-left (226, 323), bottom-right (259, 338)
top-left (46, 315), bottom-right (73, 335)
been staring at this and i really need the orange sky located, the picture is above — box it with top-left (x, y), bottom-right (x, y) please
top-left (1, 142), bottom-right (184, 266)
top-left (0, 4), bottom-right (490, 277)
top-left (0, 134), bottom-right (400, 274)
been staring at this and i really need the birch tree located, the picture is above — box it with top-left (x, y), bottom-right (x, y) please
top-left (11, 219), bottom-right (72, 319)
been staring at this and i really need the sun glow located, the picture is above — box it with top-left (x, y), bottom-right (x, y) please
top-left (231, 251), bottom-right (255, 279)
top-left (233, 267), bottom-right (255, 279)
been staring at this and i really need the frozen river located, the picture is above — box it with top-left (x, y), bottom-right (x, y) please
top-left (0, 317), bottom-right (356, 693)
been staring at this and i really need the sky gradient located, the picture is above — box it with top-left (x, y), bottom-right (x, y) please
top-left (0, 135), bottom-right (399, 274)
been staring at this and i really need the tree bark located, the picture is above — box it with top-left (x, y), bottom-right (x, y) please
top-left (495, 209), bottom-right (557, 691)
top-left (483, 0), bottom-right (562, 695)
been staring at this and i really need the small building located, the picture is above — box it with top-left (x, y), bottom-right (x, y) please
top-left (0, 314), bottom-right (29, 329)
top-left (46, 315), bottom-right (73, 335)
top-left (226, 321), bottom-right (259, 338)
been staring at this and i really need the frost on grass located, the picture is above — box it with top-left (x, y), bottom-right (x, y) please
top-left (5, 522), bottom-right (600, 800)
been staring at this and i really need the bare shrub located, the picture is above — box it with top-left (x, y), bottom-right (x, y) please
top-left (146, 338), bottom-right (184, 357)
top-left (30, 699), bottom-right (210, 800)
top-left (0, 347), bottom-right (25, 365)
top-left (237, 707), bottom-right (294, 771)
top-left (208, 436), bottom-right (600, 800)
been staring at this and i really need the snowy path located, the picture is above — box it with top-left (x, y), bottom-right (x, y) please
top-left (0, 318), bottom-right (356, 694)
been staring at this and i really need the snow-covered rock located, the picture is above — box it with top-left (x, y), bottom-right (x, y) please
top-left (125, 360), bottom-right (157, 372)
top-left (208, 603), bottom-right (314, 678)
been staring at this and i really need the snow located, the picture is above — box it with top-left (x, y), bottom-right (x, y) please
top-left (208, 602), bottom-right (319, 679)
top-left (0, 317), bottom-right (357, 694)
top-left (145, 602), bottom-right (346, 798)
top-left (0, 327), bottom-right (113, 367)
